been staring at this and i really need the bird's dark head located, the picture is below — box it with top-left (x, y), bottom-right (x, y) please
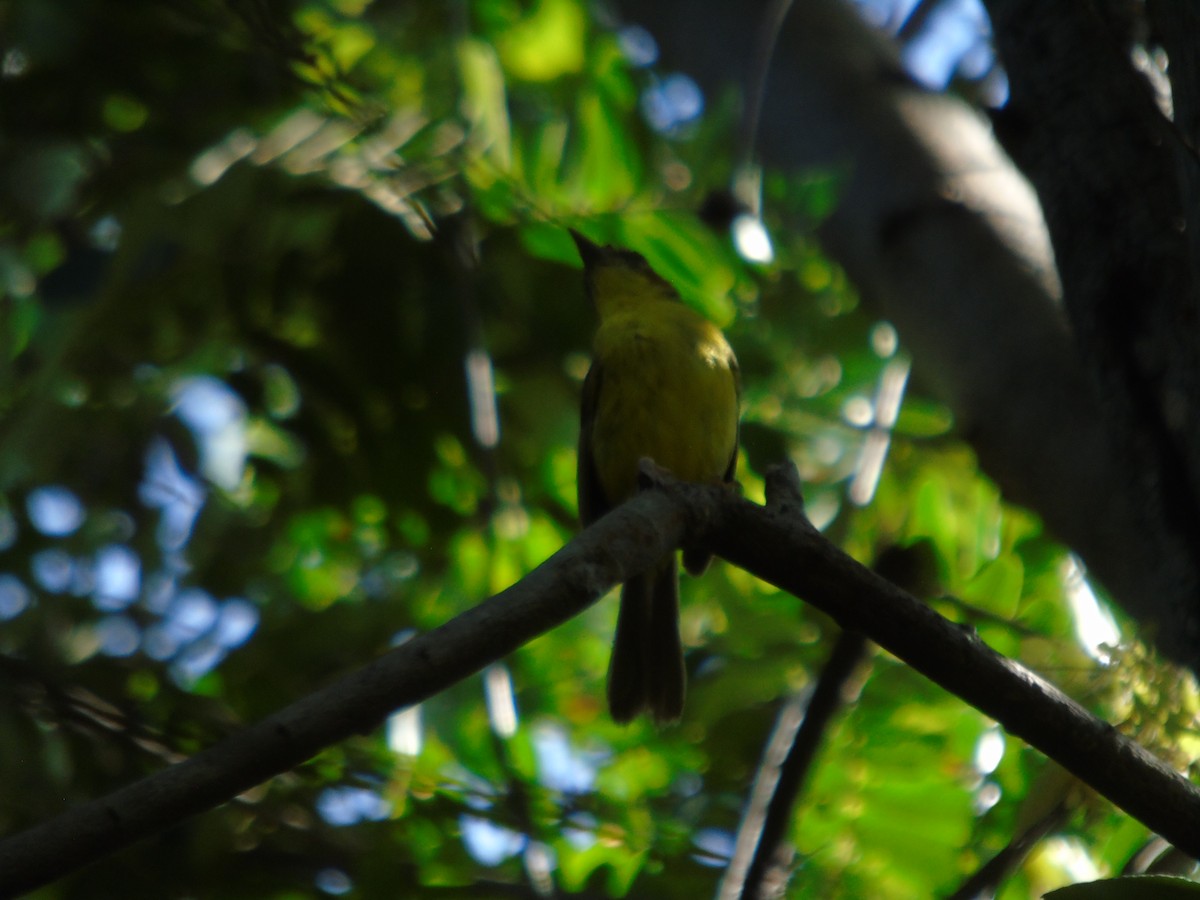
top-left (569, 229), bottom-right (676, 310)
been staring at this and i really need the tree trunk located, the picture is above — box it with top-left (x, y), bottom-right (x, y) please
top-left (628, 0), bottom-right (1200, 668)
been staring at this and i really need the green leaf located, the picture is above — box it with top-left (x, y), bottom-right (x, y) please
top-left (961, 555), bottom-right (1025, 619)
top-left (458, 37), bottom-right (513, 171)
top-left (1046, 877), bottom-right (1200, 899)
top-left (894, 395), bottom-right (954, 437)
top-left (497, 0), bottom-right (586, 82)
top-left (568, 87), bottom-right (639, 206)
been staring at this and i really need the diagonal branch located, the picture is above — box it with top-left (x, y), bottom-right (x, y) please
top-left (946, 800), bottom-right (1072, 900)
top-left (2, 464), bottom-right (1199, 896)
top-left (0, 481), bottom-right (698, 898)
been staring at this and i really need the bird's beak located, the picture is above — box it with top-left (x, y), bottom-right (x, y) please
top-left (569, 229), bottom-right (604, 269)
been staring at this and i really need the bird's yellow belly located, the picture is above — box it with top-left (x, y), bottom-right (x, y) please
top-left (591, 327), bottom-right (737, 503)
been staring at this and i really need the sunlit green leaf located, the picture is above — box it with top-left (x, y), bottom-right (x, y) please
top-left (458, 37), bottom-right (513, 171)
top-left (569, 88), bottom-right (639, 207)
top-left (962, 555), bottom-right (1025, 619)
top-left (497, 0), bottom-right (586, 82)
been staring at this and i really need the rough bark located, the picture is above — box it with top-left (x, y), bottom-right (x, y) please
top-left (984, 0), bottom-right (1200, 662)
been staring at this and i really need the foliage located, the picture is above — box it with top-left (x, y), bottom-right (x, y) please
top-left (0, 1), bottom-right (1195, 897)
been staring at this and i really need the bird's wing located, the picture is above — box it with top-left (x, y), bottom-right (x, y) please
top-left (578, 361), bottom-right (611, 526)
top-left (723, 354), bottom-right (742, 484)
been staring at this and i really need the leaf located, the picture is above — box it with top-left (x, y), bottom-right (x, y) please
top-left (458, 37), bottom-right (513, 171)
top-left (961, 555), bottom-right (1024, 619)
top-left (568, 87), bottom-right (639, 206)
top-left (497, 0), bottom-right (586, 82)
top-left (894, 395), bottom-right (954, 437)
top-left (619, 214), bottom-right (738, 324)
top-left (1045, 877), bottom-right (1200, 899)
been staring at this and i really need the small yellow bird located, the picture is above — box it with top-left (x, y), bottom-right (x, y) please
top-left (572, 230), bottom-right (740, 724)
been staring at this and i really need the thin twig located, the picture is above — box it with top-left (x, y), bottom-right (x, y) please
top-left (737, 0), bottom-right (795, 172)
top-left (945, 801), bottom-right (1071, 900)
top-left (720, 629), bottom-right (868, 900)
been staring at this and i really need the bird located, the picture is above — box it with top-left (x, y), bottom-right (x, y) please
top-left (571, 229), bottom-right (740, 724)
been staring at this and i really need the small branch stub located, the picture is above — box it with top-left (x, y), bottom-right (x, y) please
top-left (763, 461), bottom-right (807, 516)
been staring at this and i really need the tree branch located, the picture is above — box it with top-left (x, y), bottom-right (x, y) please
top-left (946, 801), bottom-right (1071, 900)
top-left (3, 465), bottom-right (1200, 895)
top-left (0, 481), bottom-right (698, 898)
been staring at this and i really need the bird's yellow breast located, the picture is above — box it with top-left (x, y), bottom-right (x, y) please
top-left (590, 301), bottom-right (738, 503)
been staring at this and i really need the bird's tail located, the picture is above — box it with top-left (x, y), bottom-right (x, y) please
top-left (607, 556), bottom-right (685, 725)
